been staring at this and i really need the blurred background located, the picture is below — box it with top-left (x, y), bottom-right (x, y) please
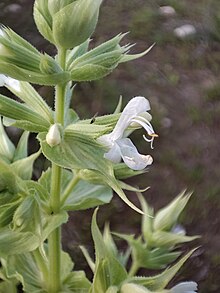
top-left (0, 0), bottom-right (220, 292)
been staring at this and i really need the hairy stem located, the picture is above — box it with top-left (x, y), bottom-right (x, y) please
top-left (48, 47), bottom-right (67, 293)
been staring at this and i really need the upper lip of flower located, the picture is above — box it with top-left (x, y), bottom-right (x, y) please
top-left (98, 96), bottom-right (157, 170)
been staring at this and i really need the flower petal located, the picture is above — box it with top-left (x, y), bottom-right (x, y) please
top-left (4, 76), bottom-right (21, 92)
top-left (171, 281), bottom-right (198, 293)
top-left (104, 142), bottom-right (122, 163)
top-left (0, 74), bottom-right (7, 86)
top-left (117, 138), bottom-right (153, 170)
top-left (110, 96), bottom-right (151, 141)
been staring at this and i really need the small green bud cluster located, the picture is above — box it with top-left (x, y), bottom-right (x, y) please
top-left (0, 27), bottom-right (68, 85)
top-left (141, 191), bottom-right (199, 249)
top-left (34, 0), bottom-right (102, 49)
top-left (111, 192), bottom-right (199, 273)
top-left (82, 209), bottom-right (198, 293)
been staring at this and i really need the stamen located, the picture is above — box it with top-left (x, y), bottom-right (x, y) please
top-left (131, 118), bottom-right (154, 135)
top-left (150, 133), bottom-right (159, 138)
top-left (131, 116), bottom-right (158, 149)
top-left (143, 134), bottom-right (155, 149)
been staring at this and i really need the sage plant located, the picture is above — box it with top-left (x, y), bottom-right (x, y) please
top-left (0, 1), bottom-right (198, 292)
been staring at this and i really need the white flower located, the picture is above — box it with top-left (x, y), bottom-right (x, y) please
top-left (98, 96), bottom-right (157, 170)
top-left (0, 74), bottom-right (21, 92)
top-left (171, 282), bottom-right (198, 293)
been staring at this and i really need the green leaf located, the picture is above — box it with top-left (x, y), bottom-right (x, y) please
top-left (0, 158), bottom-right (23, 193)
top-left (69, 34), bottom-right (125, 70)
top-left (71, 64), bottom-right (112, 81)
top-left (137, 193), bottom-right (154, 244)
top-left (62, 271), bottom-right (91, 293)
top-left (25, 180), bottom-right (50, 212)
top-left (38, 169), bottom-right (52, 198)
top-left (129, 249), bottom-right (197, 291)
top-left (3, 117), bottom-right (49, 133)
top-left (64, 85), bottom-right (78, 127)
top-left (0, 61), bottom-right (71, 86)
top-left (63, 179), bottom-right (113, 211)
top-left (119, 44), bottom-right (155, 63)
top-left (39, 168), bottom-right (112, 211)
top-left (34, 0), bottom-right (53, 44)
top-left (0, 94), bottom-right (50, 131)
top-left (38, 131), bottom-right (143, 213)
top-left (12, 195), bottom-right (42, 237)
top-left (38, 131), bottom-right (107, 171)
top-left (92, 259), bottom-right (111, 293)
top-left (3, 247), bottom-right (78, 293)
top-left (65, 108), bottom-right (79, 128)
top-left (144, 249), bottom-right (181, 270)
top-left (103, 223), bottom-right (130, 268)
top-left (91, 209), bottom-right (127, 292)
top-left (0, 119), bottom-right (15, 162)
top-left (0, 228), bottom-right (39, 256)
top-left (0, 195), bottom-right (21, 228)
top-left (79, 246), bottom-right (95, 273)
top-left (42, 211), bottom-right (68, 241)
top-left (81, 113), bottom-right (120, 127)
top-left (151, 231), bottom-right (199, 248)
top-left (5, 80), bottom-right (53, 123)
top-left (13, 131), bottom-right (29, 161)
top-left (66, 39), bottom-right (90, 69)
top-left (59, 247), bottom-right (91, 292)
top-left (114, 163), bottom-right (145, 180)
top-left (4, 252), bottom-right (46, 293)
top-left (11, 150), bottom-right (41, 180)
top-left (65, 123), bottom-right (110, 138)
top-left (0, 280), bottom-right (17, 293)
top-left (113, 233), bottom-right (147, 271)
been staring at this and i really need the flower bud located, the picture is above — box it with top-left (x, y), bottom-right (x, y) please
top-left (33, 0), bottom-right (54, 44)
top-left (48, 0), bottom-right (74, 16)
top-left (39, 54), bottom-right (62, 74)
top-left (12, 196), bottom-right (41, 235)
top-left (68, 34), bottom-right (126, 81)
top-left (52, 0), bottom-right (103, 49)
top-left (153, 191), bottom-right (192, 231)
top-left (46, 124), bottom-right (61, 147)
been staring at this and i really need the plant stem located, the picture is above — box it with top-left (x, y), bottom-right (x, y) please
top-left (48, 47), bottom-right (67, 293)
